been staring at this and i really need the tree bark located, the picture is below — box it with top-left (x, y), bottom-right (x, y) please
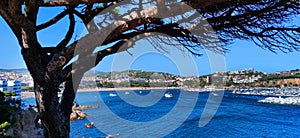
top-left (34, 81), bottom-right (70, 138)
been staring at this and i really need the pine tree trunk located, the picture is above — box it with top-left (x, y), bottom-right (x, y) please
top-left (34, 82), bottom-right (70, 138)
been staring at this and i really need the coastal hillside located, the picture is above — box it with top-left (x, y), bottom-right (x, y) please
top-left (249, 69), bottom-right (300, 87)
top-left (1, 68), bottom-right (299, 89)
top-left (79, 69), bottom-right (300, 88)
top-left (206, 68), bottom-right (300, 88)
top-left (0, 68), bottom-right (28, 73)
top-left (252, 78), bottom-right (300, 87)
top-left (80, 70), bottom-right (181, 88)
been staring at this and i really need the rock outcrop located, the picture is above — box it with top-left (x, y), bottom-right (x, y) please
top-left (70, 101), bottom-right (98, 121)
top-left (6, 107), bottom-right (43, 138)
top-left (5, 102), bottom-right (98, 137)
top-left (70, 110), bottom-right (88, 121)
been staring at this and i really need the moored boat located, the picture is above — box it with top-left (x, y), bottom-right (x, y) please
top-left (109, 93), bottom-right (117, 97)
top-left (164, 93), bottom-right (173, 98)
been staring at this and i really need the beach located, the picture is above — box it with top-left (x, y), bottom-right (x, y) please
top-left (21, 87), bottom-right (183, 99)
top-left (21, 86), bottom-right (225, 99)
top-left (76, 87), bottom-right (182, 92)
top-left (21, 91), bottom-right (35, 99)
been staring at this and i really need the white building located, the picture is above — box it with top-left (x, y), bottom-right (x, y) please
top-left (7, 80), bottom-right (22, 99)
top-left (0, 80), bottom-right (8, 92)
top-left (0, 80), bottom-right (22, 100)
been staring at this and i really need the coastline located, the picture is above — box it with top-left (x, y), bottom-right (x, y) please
top-left (21, 87), bottom-right (183, 99)
top-left (76, 87), bottom-right (181, 92)
top-left (21, 87), bottom-right (223, 99)
top-left (21, 91), bottom-right (35, 99)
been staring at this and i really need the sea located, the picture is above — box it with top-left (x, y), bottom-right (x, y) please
top-left (22, 89), bottom-right (300, 138)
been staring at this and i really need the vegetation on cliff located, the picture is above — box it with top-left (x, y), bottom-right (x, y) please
top-left (0, 92), bottom-right (20, 136)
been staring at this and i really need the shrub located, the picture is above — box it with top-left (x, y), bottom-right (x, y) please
top-left (0, 121), bottom-right (11, 130)
top-left (3, 91), bottom-right (16, 96)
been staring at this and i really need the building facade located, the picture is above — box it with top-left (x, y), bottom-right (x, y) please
top-left (0, 80), bottom-right (8, 92)
top-left (0, 80), bottom-right (22, 100)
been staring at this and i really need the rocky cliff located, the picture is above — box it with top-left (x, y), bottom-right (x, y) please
top-left (6, 107), bottom-right (43, 138)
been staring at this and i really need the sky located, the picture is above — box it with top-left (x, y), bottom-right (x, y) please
top-left (0, 7), bottom-right (300, 76)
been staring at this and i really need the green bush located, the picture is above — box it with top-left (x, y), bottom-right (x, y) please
top-left (0, 121), bottom-right (11, 130)
top-left (0, 104), bottom-right (16, 124)
top-left (3, 91), bottom-right (16, 96)
top-left (21, 86), bottom-right (34, 91)
top-left (0, 92), bottom-right (4, 101)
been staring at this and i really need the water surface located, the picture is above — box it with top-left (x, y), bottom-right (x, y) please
top-left (69, 90), bottom-right (300, 137)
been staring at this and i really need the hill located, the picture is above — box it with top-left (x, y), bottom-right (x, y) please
top-left (0, 68), bottom-right (28, 73)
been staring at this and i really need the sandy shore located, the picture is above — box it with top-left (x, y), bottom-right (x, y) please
top-left (76, 87), bottom-right (181, 92)
top-left (21, 87), bottom-right (226, 99)
top-left (21, 91), bottom-right (35, 99)
top-left (21, 87), bottom-right (183, 99)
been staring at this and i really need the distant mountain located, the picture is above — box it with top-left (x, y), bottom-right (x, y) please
top-left (0, 68), bottom-right (28, 73)
top-left (84, 69), bottom-right (106, 76)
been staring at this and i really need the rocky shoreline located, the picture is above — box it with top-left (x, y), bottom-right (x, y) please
top-left (6, 107), bottom-right (43, 137)
top-left (21, 91), bottom-right (35, 99)
top-left (4, 101), bottom-right (98, 137)
top-left (70, 102), bottom-right (99, 121)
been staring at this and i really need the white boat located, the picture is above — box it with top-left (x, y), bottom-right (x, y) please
top-left (164, 93), bottom-right (173, 98)
top-left (212, 92), bottom-right (219, 96)
top-left (258, 96), bottom-right (300, 105)
top-left (125, 91), bottom-right (130, 95)
top-left (109, 93), bottom-right (117, 97)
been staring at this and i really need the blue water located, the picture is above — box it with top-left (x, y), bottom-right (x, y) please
top-left (22, 90), bottom-right (300, 137)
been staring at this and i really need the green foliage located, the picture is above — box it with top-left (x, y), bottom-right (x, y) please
top-left (0, 92), bottom-right (4, 101)
top-left (0, 104), bottom-right (16, 124)
top-left (112, 8), bottom-right (121, 16)
top-left (199, 79), bottom-right (207, 88)
top-left (94, 70), bottom-right (179, 88)
top-left (167, 83), bottom-right (178, 87)
top-left (290, 69), bottom-right (300, 72)
top-left (225, 80), bottom-right (236, 87)
top-left (101, 82), bottom-right (114, 88)
top-left (21, 86), bottom-right (34, 91)
top-left (3, 91), bottom-right (16, 96)
top-left (258, 73), bottom-right (300, 81)
top-left (97, 70), bottom-right (176, 80)
top-left (130, 82), bottom-right (150, 87)
top-left (0, 91), bottom-right (19, 132)
top-left (0, 121), bottom-right (11, 130)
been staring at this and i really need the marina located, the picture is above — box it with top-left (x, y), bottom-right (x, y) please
top-left (232, 87), bottom-right (300, 105)
top-left (232, 87), bottom-right (300, 96)
top-left (258, 96), bottom-right (300, 105)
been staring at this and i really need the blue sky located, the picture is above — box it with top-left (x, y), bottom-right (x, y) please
top-left (0, 8), bottom-right (299, 76)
